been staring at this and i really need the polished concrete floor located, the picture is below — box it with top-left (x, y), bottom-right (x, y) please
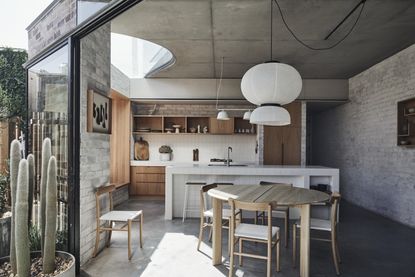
top-left (81, 199), bottom-right (415, 277)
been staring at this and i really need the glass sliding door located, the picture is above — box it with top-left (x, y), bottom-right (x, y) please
top-left (27, 45), bottom-right (69, 251)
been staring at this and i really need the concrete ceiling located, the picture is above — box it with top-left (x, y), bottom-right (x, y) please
top-left (111, 0), bottom-right (415, 79)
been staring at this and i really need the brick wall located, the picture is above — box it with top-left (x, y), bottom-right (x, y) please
top-left (27, 0), bottom-right (76, 58)
top-left (79, 23), bottom-right (112, 265)
top-left (312, 44), bottom-right (415, 227)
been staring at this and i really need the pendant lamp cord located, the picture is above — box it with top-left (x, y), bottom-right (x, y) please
top-left (215, 56), bottom-right (224, 110)
top-left (270, 0), bottom-right (273, 60)
top-left (273, 0), bottom-right (366, 51)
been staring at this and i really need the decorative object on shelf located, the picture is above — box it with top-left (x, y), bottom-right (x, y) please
top-left (172, 125), bottom-right (181, 134)
top-left (135, 137), bottom-right (149, 160)
top-left (193, 149), bottom-right (199, 162)
top-left (159, 145), bottom-right (173, 161)
top-left (164, 128), bottom-right (174, 133)
top-left (197, 125), bottom-right (201, 133)
top-left (400, 140), bottom-right (410, 145)
top-left (408, 107), bottom-right (415, 114)
top-left (203, 126), bottom-right (208, 134)
top-left (189, 127), bottom-right (197, 133)
top-left (240, 1), bottom-right (302, 126)
top-left (87, 89), bottom-right (112, 134)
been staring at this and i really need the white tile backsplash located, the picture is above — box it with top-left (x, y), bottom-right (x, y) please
top-left (132, 134), bottom-right (257, 163)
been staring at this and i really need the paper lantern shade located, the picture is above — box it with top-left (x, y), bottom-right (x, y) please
top-left (241, 62), bottom-right (302, 106)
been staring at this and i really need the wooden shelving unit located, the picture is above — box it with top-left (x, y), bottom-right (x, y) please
top-left (397, 97), bottom-right (415, 146)
top-left (132, 115), bottom-right (256, 135)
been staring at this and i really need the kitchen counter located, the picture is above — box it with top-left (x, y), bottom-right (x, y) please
top-left (165, 164), bottom-right (339, 220)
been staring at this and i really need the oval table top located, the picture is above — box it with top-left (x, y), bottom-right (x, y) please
top-left (207, 184), bottom-right (330, 206)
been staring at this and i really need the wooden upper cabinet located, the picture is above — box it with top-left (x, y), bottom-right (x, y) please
top-left (282, 127), bottom-right (301, 165)
top-left (263, 101), bottom-right (302, 166)
top-left (284, 102), bottom-right (301, 128)
top-left (209, 118), bottom-right (234, 134)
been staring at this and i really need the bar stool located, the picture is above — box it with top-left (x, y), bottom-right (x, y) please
top-left (182, 181), bottom-right (207, 222)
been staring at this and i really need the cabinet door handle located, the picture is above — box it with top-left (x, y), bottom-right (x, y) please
top-left (281, 143), bottom-right (284, 165)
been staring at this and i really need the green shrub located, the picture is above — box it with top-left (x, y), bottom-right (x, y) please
top-left (0, 173), bottom-right (8, 215)
top-left (29, 225), bottom-right (67, 252)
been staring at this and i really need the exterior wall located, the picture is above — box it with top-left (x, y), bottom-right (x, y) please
top-left (27, 0), bottom-right (76, 58)
top-left (79, 23), bottom-right (111, 265)
top-left (311, 44), bottom-right (415, 227)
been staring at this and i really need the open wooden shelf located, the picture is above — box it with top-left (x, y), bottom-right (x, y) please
top-left (132, 115), bottom-right (257, 135)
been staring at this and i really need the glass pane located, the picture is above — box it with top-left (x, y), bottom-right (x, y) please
top-left (77, 0), bottom-right (114, 24)
top-left (28, 46), bottom-right (69, 251)
top-left (111, 33), bottom-right (174, 78)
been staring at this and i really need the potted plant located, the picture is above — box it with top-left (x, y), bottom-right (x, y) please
top-left (159, 145), bottom-right (173, 161)
top-left (0, 138), bottom-right (75, 276)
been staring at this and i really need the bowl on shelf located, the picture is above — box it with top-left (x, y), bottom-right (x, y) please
top-left (189, 127), bottom-right (197, 133)
top-left (164, 128), bottom-right (174, 133)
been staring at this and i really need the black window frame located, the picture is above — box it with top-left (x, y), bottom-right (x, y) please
top-left (25, 0), bottom-right (143, 273)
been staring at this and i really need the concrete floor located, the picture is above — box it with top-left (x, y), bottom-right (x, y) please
top-left (81, 199), bottom-right (415, 277)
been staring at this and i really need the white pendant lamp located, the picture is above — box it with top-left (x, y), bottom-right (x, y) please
top-left (240, 0), bottom-right (302, 126)
top-left (240, 62), bottom-right (302, 126)
top-left (217, 110), bottom-right (230, 120)
top-left (243, 110), bottom-right (252, 120)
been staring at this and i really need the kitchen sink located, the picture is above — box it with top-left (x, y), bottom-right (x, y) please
top-left (208, 164), bottom-right (248, 167)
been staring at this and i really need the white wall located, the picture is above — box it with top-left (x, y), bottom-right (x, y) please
top-left (311, 44), bottom-right (415, 227)
top-left (134, 134), bottom-right (257, 163)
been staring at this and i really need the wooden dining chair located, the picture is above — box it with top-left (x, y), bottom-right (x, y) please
top-left (197, 183), bottom-right (240, 254)
top-left (256, 181), bottom-right (293, 247)
top-left (228, 199), bottom-right (281, 277)
top-left (93, 185), bottom-right (143, 260)
top-left (292, 192), bottom-right (341, 275)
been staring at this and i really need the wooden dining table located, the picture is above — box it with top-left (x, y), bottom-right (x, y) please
top-left (208, 184), bottom-right (330, 277)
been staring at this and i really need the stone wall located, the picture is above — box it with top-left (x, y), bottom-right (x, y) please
top-left (79, 23), bottom-right (112, 265)
top-left (311, 44), bottom-right (415, 227)
top-left (27, 0), bottom-right (76, 58)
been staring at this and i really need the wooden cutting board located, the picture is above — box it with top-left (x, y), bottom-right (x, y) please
top-left (135, 137), bottom-right (149, 160)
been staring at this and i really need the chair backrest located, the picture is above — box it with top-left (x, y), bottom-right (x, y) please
top-left (95, 185), bottom-right (116, 220)
top-left (330, 192), bottom-right (341, 228)
top-left (229, 199), bottom-right (276, 240)
top-left (259, 181), bottom-right (293, 188)
top-left (199, 184), bottom-right (218, 215)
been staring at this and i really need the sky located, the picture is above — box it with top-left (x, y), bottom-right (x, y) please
top-left (0, 0), bottom-right (54, 50)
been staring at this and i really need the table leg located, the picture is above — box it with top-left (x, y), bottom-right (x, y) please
top-left (300, 204), bottom-right (310, 277)
top-left (212, 198), bottom-right (223, 265)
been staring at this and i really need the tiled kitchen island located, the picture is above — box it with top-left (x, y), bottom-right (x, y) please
top-left (165, 164), bottom-right (339, 220)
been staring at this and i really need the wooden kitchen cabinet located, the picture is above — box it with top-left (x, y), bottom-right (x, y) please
top-left (209, 117), bottom-right (234, 134)
top-left (263, 102), bottom-right (302, 165)
top-left (130, 166), bottom-right (165, 196)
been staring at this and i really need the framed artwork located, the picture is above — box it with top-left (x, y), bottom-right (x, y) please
top-left (87, 89), bottom-right (112, 134)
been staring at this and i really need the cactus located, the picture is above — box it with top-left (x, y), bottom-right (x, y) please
top-left (9, 139), bottom-right (21, 274)
top-left (40, 138), bottom-right (51, 257)
top-left (15, 159), bottom-right (30, 277)
top-left (43, 156), bottom-right (57, 274)
top-left (27, 154), bottom-right (35, 225)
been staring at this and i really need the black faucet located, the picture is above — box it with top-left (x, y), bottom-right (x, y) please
top-left (227, 146), bottom-right (233, 167)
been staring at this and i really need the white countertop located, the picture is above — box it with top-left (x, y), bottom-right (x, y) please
top-left (166, 163), bottom-right (338, 176)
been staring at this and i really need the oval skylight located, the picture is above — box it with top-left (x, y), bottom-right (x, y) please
top-left (111, 33), bottom-right (175, 79)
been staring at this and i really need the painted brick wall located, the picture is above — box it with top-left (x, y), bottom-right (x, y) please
top-left (27, 0), bottom-right (76, 58)
top-left (79, 23), bottom-right (112, 265)
top-left (312, 44), bottom-right (415, 227)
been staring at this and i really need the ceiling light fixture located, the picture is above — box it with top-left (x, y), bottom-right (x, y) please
top-left (215, 57), bottom-right (254, 120)
top-left (241, 0), bottom-right (302, 126)
top-left (243, 110), bottom-right (252, 120)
